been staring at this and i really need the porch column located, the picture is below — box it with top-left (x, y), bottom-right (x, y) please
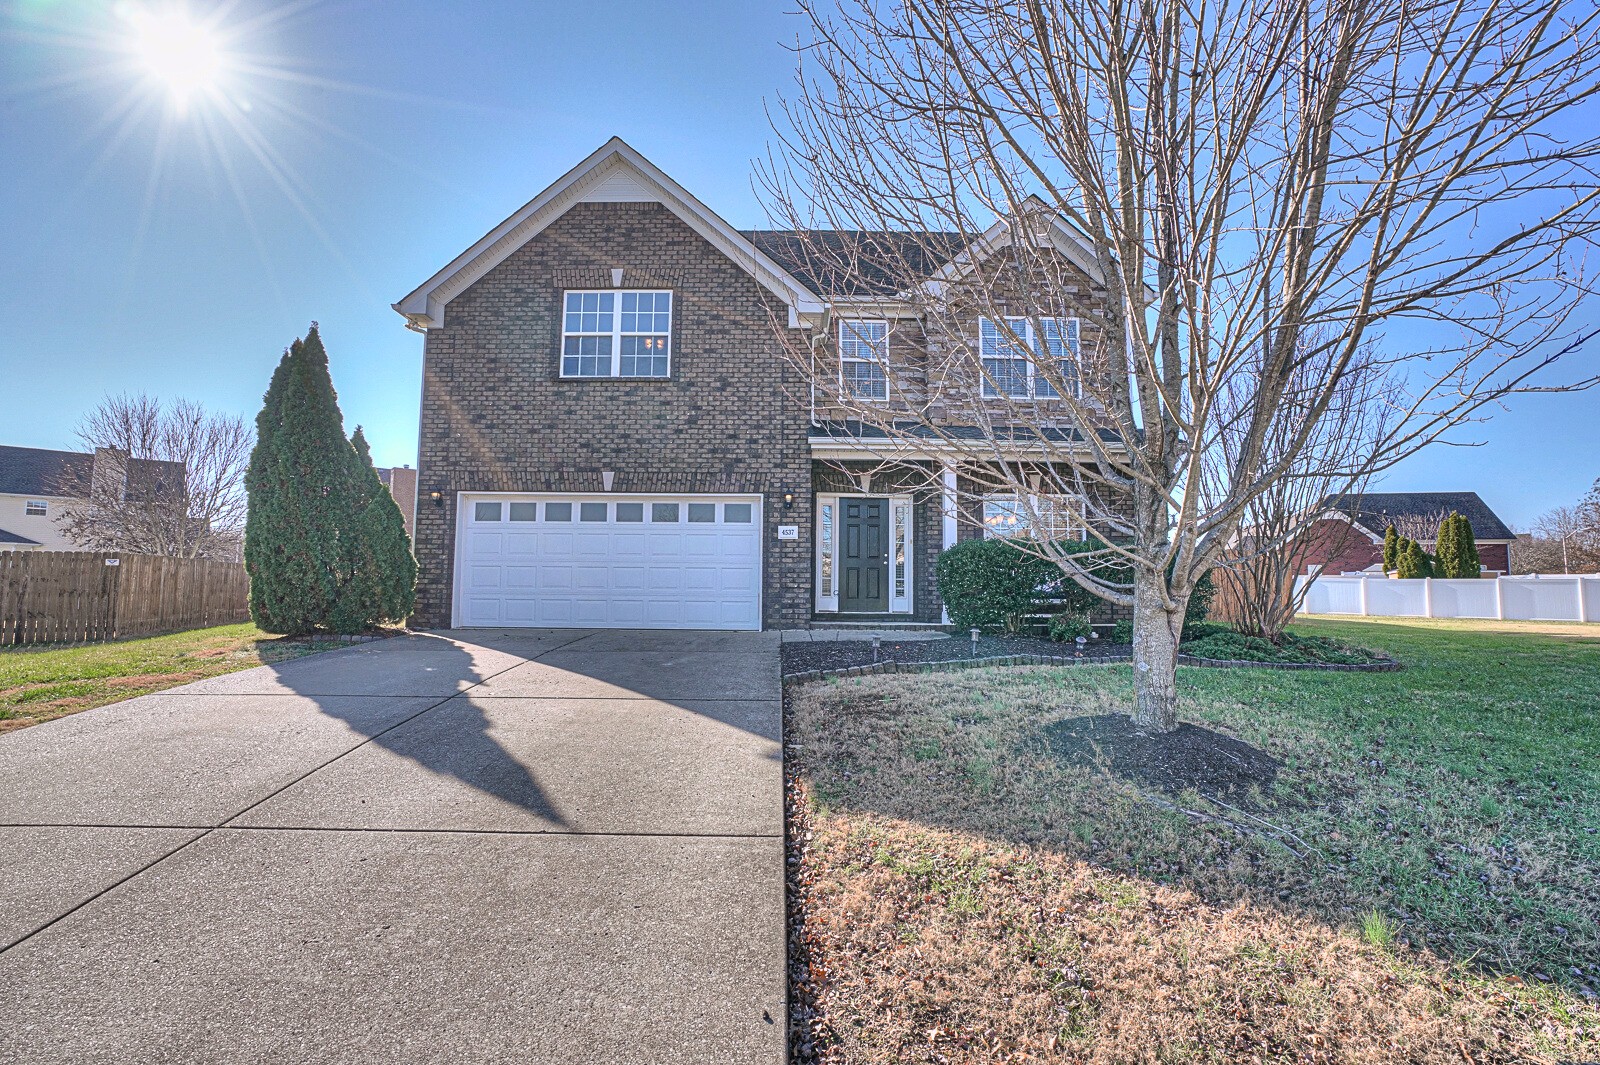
top-left (941, 465), bottom-right (958, 623)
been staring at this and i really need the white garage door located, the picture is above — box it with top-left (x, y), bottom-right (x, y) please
top-left (455, 494), bottom-right (763, 630)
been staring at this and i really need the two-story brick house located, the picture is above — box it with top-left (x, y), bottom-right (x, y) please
top-left (395, 138), bottom-right (1121, 630)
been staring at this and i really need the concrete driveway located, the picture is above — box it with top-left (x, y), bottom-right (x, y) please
top-left (0, 629), bottom-right (785, 1064)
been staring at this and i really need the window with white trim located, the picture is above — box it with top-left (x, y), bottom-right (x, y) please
top-left (982, 493), bottom-right (1087, 540)
top-left (25, 500), bottom-right (47, 516)
top-left (979, 316), bottom-right (1080, 399)
top-left (839, 319), bottom-right (888, 401)
top-left (561, 290), bottom-right (672, 378)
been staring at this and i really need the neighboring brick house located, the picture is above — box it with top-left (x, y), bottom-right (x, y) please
top-left (1293, 492), bottom-right (1517, 576)
top-left (394, 138), bottom-right (1124, 630)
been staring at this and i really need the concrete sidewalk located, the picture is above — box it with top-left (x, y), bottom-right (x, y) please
top-left (0, 629), bottom-right (786, 1064)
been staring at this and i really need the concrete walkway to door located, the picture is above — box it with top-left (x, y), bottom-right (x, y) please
top-left (0, 628), bottom-right (785, 1064)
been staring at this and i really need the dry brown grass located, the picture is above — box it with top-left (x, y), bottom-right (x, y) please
top-left (793, 798), bottom-right (1592, 1063)
top-left (786, 629), bottom-right (1600, 1063)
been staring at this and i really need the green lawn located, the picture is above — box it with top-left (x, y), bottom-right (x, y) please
top-left (0, 624), bottom-right (329, 732)
top-left (787, 616), bottom-right (1600, 1062)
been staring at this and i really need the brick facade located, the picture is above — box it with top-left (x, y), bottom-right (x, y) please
top-left (413, 201), bottom-right (814, 628)
top-left (1290, 517), bottom-right (1513, 575)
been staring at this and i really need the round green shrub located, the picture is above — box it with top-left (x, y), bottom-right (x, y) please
top-left (1047, 612), bottom-right (1093, 642)
top-left (935, 537), bottom-right (1057, 632)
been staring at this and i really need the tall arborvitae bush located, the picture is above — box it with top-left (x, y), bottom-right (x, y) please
top-left (1434, 513), bottom-right (1459, 577)
top-left (339, 427), bottom-right (416, 626)
top-left (245, 325), bottom-right (411, 634)
top-left (1396, 537), bottom-right (1434, 579)
top-left (1435, 512), bottom-right (1481, 578)
top-left (1383, 525), bottom-right (1399, 573)
top-left (1458, 515), bottom-right (1481, 577)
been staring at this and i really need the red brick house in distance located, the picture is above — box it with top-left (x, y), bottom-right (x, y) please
top-left (1295, 492), bottom-right (1517, 576)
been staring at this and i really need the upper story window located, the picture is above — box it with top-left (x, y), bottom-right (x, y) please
top-left (25, 500), bottom-right (47, 516)
top-left (982, 493), bottom-right (1087, 541)
top-left (838, 319), bottom-right (889, 401)
top-left (561, 290), bottom-right (673, 378)
top-left (979, 316), bottom-right (1080, 399)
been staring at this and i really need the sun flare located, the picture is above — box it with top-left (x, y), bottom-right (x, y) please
top-left (125, 6), bottom-right (225, 106)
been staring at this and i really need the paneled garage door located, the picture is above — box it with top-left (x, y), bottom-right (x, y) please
top-left (455, 494), bottom-right (763, 630)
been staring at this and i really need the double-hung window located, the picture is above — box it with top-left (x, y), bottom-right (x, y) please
top-left (25, 500), bottom-right (47, 516)
top-left (979, 316), bottom-right (1080, 399)
top-left (838, 319), bottom-right (889, 401)
top-left (561, 290), bottom-right (673, 378)
top-left (982, 493), bottom-right (1087, 541)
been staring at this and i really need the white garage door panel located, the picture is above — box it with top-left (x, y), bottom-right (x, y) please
top-left (456, 494), bottom-right (762, 631)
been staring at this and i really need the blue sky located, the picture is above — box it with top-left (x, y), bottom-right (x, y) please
top-left (1, 0), bottom-right (1594, 528)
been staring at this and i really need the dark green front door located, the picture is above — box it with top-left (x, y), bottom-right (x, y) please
top-left (840, 497), bottom-right (889, 612)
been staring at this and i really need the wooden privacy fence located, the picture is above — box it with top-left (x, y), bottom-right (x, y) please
top-left (0, 551), bottom-right (251, 647)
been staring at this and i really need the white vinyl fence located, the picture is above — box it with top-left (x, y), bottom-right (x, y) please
top-left (1298, 574), bottom-right (1600, 622)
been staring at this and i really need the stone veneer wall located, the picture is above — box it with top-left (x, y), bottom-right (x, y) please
top-left (414, 201), bottom-right (814, 628)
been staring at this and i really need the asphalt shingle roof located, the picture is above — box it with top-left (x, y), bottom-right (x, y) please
top-left (0, 445), bottom-right (184, 502)
top-left (742, 230), bottom-right (971, 297)
top-left (0, 526), bottom-right (41, 546)
top-left (1321, 492), bottom-right (1516, 541)
top-left (0, 445), bottom-right (93, 497)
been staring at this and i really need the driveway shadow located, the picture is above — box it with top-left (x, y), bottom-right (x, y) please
top-left (258, 632), bottom-right (572, 828)
top-left (248, 628), bottom-right (782, 833)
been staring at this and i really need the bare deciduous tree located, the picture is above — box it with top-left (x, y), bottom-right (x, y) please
top-left (762, 0), bottom-right (1600, 731)
top-left (1515, 503), bottom-right (1600, 573)
top-left (54, 394), bottom-right (252, 560)
top-left (1211, 350), bottom-right (1388, 640)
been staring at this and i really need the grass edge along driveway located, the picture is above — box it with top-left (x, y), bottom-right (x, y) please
top-left (0, 623), bottom-right (333, 733)
top-left (786, 616), bottom-right (1600, 1064)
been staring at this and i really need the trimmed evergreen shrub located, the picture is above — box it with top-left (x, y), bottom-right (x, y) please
top-left (1111, 619), bottom-right (1133, 644)
top-left (1187, 570), bottom-right (1216, 623)
top-left (1179, 620), bottom-right (1232, 642)
top-left (1396, 537), bottom-right (1433, 579)
top-left (936, 538), bottom-right (1057, 632)
top-left (1180, 630), bottom-right (1385, 665)
top-left (1383, 526), bottom-right (1399, 573)
top-left (1047, 612), bottom-right (1092, 641)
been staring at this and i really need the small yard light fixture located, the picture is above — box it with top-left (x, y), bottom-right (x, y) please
top-left (871, 633), bottom-right (881, 663)
top-left (970, 627), bottom-right (980, 655)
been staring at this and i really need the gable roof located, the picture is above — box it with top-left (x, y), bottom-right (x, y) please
top-left (0, 445), bottom-right (93, 497)
top-left (1320, 492), bottom-right (1516, 541)
top-left (394, 137), bottom-right (826, 331)
top-left (0, 526), bottom-right (41, 545)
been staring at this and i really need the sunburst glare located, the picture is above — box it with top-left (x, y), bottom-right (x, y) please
top-left (124, 5), bottom-right (227, 109)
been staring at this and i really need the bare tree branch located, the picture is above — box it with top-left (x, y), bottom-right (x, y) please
top-left (760, 0), bottom-right (1600, 730)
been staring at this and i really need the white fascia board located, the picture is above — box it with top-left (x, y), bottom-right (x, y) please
top-left (809, 436), bottom-right (1123, 461)
top-left (393, 137), bottom-right (823, 330)
top-left (826, 297), bottom-right (924, 319)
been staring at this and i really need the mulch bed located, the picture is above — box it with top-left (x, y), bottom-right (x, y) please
top-left (781, 633), bottom-right (1128, 675)
top-left (1043, 713), bottom-right (1282, 800)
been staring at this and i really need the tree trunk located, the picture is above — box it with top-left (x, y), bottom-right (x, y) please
top-left (1131, 572), bottom-right (1186, 733)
